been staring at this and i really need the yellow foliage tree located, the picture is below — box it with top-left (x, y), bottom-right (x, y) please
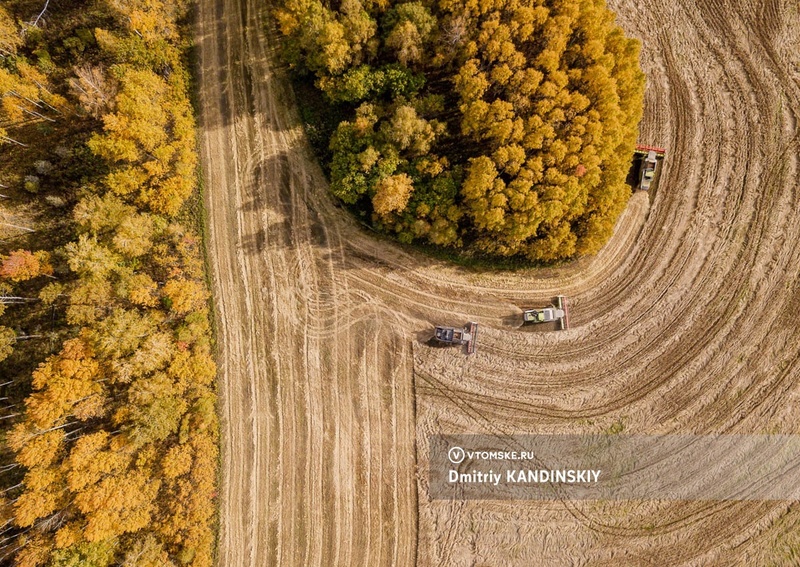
top-left (0, 6), bottom-right (21, 57)
top-left (163, 278), bottom-right (208, 315)
top-left (87, 66), bottom-right (197, 216)
top-left (372, 173), bottom-right (414, 217)
top-left (25, 338), bottom-right (105, 430)
top-left (76, 469), bottom-right (160, 541)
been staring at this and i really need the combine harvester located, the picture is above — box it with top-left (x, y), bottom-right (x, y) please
top-left (523, 295), bottom-right (569, 331)
top-left (434, 322), bottom-right (478, 354)
top-left (634, 144), bottom-right (666, 191)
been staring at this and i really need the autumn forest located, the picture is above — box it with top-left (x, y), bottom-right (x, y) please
top-left (0, 0), bottom-right (217, 565)
top-left (276, 0), bottom-right (646, 261)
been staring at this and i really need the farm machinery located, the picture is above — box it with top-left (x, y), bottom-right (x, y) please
top-left (523, 296), bottom-right (569, 330)
top-left (634, 144), bottom-right (666, 191)
top-left (433, 322), bottom-right (478, 354)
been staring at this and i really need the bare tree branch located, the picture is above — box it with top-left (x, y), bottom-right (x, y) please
top-left (0, 221), bottom-right (34, 233)
top-left (31, 0), bottom-right (51, 27)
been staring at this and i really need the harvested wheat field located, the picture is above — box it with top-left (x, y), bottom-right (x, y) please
top-left (195, 0), bottom-right (800, 564)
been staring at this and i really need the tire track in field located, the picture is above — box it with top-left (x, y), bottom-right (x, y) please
top-left (196, 0), bottom-right (800, 564)
top-left (197, 0), bottom-right (417, 565)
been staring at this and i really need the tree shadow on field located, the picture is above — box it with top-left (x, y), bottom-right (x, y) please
top-left (238, 151), bottom-right (294, 256)
top-left (236, 146), bottom-right (364, 265)
top-left (240, 228), bottom-right (267, 254)
top-left (194, 4), bottom-right (297, 133)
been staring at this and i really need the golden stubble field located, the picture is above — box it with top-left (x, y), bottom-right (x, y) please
top-left (195, 0), bottom-right (800, 564)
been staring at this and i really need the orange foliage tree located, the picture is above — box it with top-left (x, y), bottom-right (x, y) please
top-left (0, 250), bottom-right (53, 282)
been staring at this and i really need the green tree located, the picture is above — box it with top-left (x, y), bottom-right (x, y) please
top-left (73, 193), bottom-right (135, 235)
top-left (48, 540), bottom-right (118, 567)
top-left (65, 235), bottom-right (121, 279)
top-left (122, 535), bottom-right (175, 567)
top-left (116, 373), bottom-right (187, 446)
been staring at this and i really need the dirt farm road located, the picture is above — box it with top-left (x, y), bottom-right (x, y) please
top-left (196, 0), bottom-right (800, 564)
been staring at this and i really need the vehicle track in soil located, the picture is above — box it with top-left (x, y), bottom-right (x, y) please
top-left (196, 0), bottom-right (800, 563)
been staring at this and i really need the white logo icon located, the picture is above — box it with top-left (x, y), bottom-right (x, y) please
top-left (448, 446), bottom-right (466, 464)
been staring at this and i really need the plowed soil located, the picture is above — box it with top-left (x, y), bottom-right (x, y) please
top-left (195, 0), bottom-right (800, 564)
